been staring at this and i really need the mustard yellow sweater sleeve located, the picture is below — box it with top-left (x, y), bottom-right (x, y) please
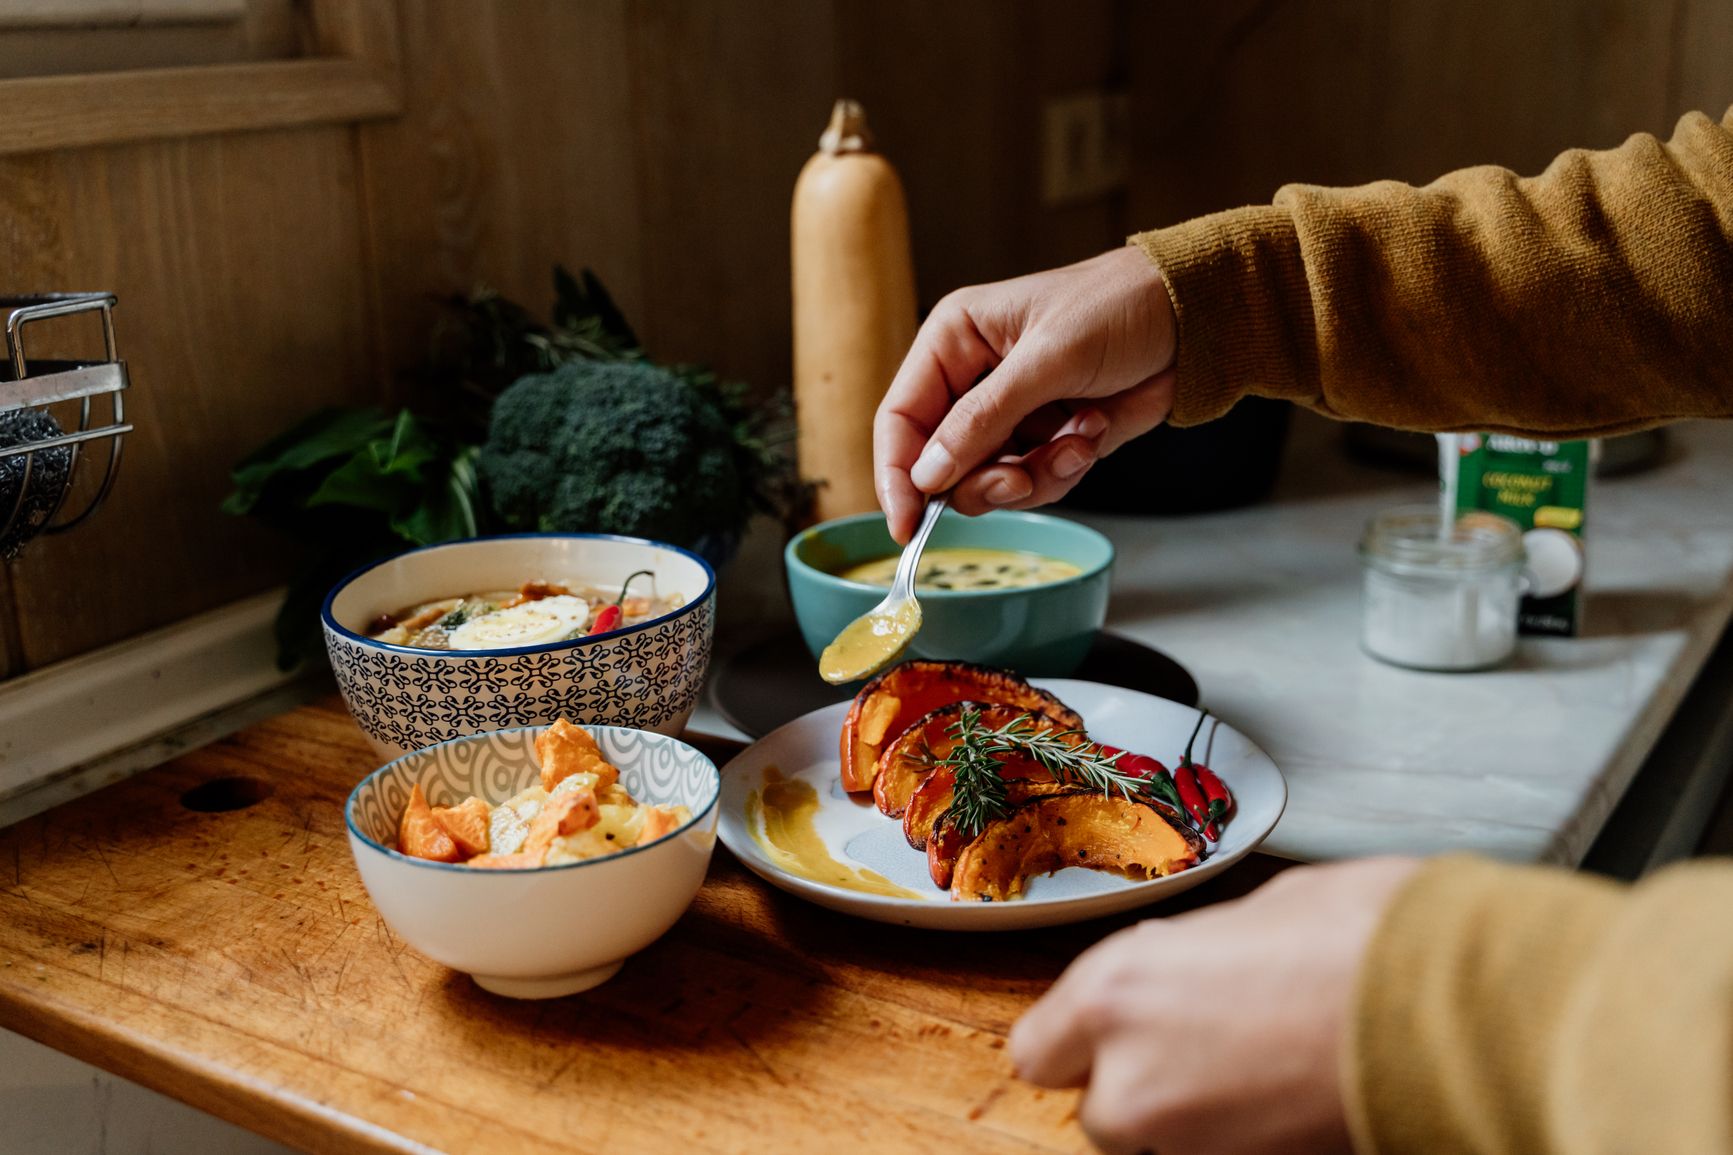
top-left (1345, 855), bottom-right (1733, 1154)
top-left (1132, 108), bottom-right (1733, 436)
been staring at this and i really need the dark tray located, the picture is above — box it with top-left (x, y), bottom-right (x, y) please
top-left (708, 629), bottom-right (1198, 739)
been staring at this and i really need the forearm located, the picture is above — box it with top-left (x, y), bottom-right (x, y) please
top-left (1135, 108), bottom-right (1733, 434)
top-left (1347, 856), bottom-right (1733, 1154)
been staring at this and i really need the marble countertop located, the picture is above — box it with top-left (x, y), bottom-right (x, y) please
top-left (696, 414), bottom-right (1733, 866)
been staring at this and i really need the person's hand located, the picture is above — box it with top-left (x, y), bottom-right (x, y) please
top-left (874, 247), bottom-right (1178, 543)
top-left (1010, 857), bottom-right (1422, 1155)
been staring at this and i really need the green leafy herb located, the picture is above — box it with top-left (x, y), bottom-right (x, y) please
top-left (226, 265), bottom-right (803, 670)
top-left (939, 710), bottom-right (1181, 839)
top-left (937, 706), bottom-right (1013, 840)
top-left (222, 406), bottom-right (480, 669)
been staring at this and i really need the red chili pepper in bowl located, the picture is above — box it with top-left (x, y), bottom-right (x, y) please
top-left (587, 604), bottom-right (623, 635)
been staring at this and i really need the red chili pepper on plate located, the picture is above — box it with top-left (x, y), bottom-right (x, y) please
top-left (1172, 761), bottom-right (1212, 834)
top-left (588, 604), bottom-right (623, 635)
top-left (1173, 711), bottom-right (1217, 838)
top-left (1195, 764), bottom-right (1232, 822)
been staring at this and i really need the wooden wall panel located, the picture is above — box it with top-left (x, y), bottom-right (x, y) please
top-left (357, 0), bottom-right (644, 394)
top-left (835, 0), bottom-right (1125, 307)
top-left (621, 0), bottom-right (837, 386)
top-left (1126, 0), bottom-right (1733, 232)
top-left (4, 0), bottom-right (1730, 676)
top-left (1672, 0), bottom-right (1733, 122)
top-left (1, 126), bottom-right (376, 666)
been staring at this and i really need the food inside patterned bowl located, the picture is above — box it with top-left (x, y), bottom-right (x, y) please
top-left (768, 659), bottom-right (1236, 902)
top-left (396, 720), bottom-right (691, 869)
top-left (367, 572), bottom-right (682, 650)
top-left (346, 719), bottom-right (720, 998)
top-left (323, 533), bottom-right (716, 761)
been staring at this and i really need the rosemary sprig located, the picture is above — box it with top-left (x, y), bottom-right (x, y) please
top-left (936, 709), bottom-right (1186, 839)
top-left (936, 706), bottom-right (1012, 840)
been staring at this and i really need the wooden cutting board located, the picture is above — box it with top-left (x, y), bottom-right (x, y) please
top-left (0, 694), bottom-right (1281, 1154)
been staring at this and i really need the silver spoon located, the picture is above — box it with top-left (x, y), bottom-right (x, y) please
top-left (818, 494), bottom-right (948, 684)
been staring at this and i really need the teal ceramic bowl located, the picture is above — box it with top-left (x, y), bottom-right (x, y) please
top-left (785, 509), bottom-right (1114, 677)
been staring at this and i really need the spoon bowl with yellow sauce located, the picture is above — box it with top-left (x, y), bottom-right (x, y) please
top-left (789, 508), bottom-right (1114, 679)
top-left (817, 495), bottom-right (947, 684)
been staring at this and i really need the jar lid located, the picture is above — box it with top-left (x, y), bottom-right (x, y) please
top-left (1360, 505), bottom-right (1525, 573)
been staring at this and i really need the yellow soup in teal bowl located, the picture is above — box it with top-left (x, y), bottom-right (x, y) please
top-left (784, 509), bottom-right (1114, 677)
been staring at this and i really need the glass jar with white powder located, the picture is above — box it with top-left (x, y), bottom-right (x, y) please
top-left (1359, 506), bottom-right (1525, 671)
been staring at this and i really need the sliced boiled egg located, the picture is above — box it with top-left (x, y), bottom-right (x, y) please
top-left (448, 595), bottom-right (590, 650)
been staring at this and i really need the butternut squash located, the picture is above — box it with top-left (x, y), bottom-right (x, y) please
top-left (792, 99), bottom-right (918, 521)
top-left (838, 659), bottom-right (1083, 793)
top-left (949, 793), bottom-right (1206, 902)
top-left (873, 703), bottom-right (1079, 819)
top-left (903, 755), bottom-right (1065, 853)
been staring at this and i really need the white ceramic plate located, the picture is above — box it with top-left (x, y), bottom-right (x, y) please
top-left (717, 679), bottom-right (1286, 930)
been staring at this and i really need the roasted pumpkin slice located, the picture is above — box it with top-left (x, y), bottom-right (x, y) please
top-left (950, 793), bottom-right (1206, 902)
top-left (838, 660), bottom-right (1082, 793)
top-left (902, 755), bottom-right (1067, 851)
top-left (872, 703), bottom-right (1079, 818)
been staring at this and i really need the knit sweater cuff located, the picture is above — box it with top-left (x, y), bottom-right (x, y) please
top-left (1343, 855), bottom-right (1623, 1155)
top-left (1129, 206), bottom-right (1318, 427)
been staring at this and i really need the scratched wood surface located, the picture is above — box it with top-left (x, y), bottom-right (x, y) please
top-left (0, 696), bottom-right (1283, 1155)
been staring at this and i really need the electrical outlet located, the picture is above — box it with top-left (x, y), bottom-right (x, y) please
top-left (1041, 89), bottom-right (1129, 206)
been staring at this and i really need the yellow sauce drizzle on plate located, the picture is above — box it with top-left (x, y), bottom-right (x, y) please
top-left (746, 767), bottom-right (923, 899)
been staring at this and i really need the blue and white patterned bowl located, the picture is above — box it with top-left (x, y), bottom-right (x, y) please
top-left (323, 533), bottom-right (716, 762)
top-left (346, 724), bottom-right (720, 998)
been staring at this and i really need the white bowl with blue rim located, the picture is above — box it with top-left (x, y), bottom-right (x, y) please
top-left (346, 724), bottom-right (720, 998)
top-left (323, 533), bottom-right (716, 762)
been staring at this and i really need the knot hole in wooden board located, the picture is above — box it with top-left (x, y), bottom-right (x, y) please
top-left (180, 776), bottom-right (274, 813)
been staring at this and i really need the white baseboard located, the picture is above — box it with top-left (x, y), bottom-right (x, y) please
top-left (0, 589), bottom-right (312, 820)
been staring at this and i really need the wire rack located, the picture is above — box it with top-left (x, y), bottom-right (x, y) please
top-left (0, 293), bottom-right (131, 555)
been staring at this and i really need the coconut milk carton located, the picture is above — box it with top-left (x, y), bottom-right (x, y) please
top-left (1453, 434), bottom-right (1590, 636)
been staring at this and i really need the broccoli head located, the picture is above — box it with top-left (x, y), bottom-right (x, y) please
top-left (479, 358), bottom-right (747, 548)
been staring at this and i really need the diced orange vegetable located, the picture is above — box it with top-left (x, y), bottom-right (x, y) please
top-left (536, 719), bottom-right (619, 793)
top-left (521, 788), bottom-right (600, 859)
top-left (637, 807), bottom-right (682, 846)
top-left (431, 796), bottom-right (491, 858)
top-left (398, 782), bottom-right (462, 863)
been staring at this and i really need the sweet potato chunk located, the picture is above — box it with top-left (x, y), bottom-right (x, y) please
top-left (839, 661), bottom-right (1082, 794)
top-left (398, 782), bottom-right (462, 863)
top-left (431, 796), bottom-right (491, 858)
top-left (950, 793), bottom-right (1205, 902)
top-left (636, 806), bottom-right (682, 846)
top-left (874, 704), bottom-right (1081, 819)
top-left (521, 788), bottom-right (601, 860)
top-left (536, 718), bottom-right (619, 793)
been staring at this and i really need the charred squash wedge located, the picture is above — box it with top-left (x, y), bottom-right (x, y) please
top-left (949, 793), bottom-right (1205, 902)
top-left (838, 661), bottom-right (1082, 793)
top-left (872, 703), bottom-right (1078, 818)
top-left (902, 755), bottom-right (1065, 850)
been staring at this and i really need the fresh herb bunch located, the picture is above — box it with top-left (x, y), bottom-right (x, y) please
top-left (222, 408), bottom-right (481, 669)
top-left (224, 266), bottom-right (801, 668)
top-left (938, 708), bottom-right (1186, 838)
